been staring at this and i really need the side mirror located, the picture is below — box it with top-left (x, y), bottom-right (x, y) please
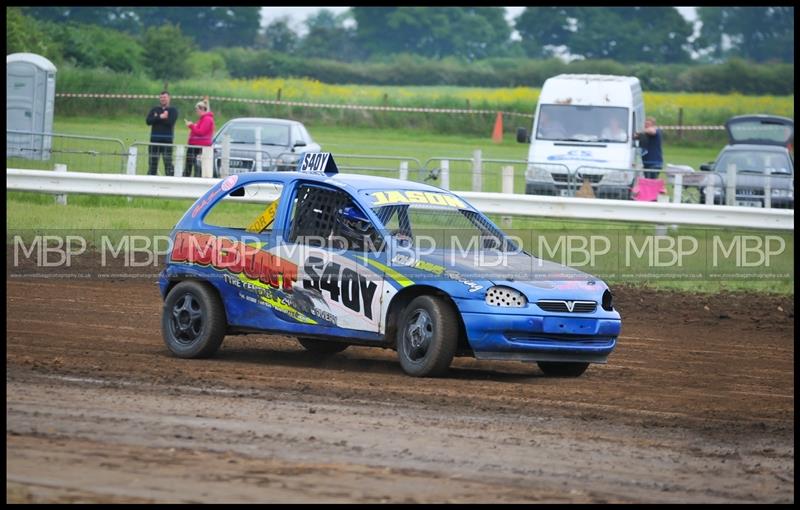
top-left (699, 163), bottom-right (712, 171)
top-left (516, 127), bottom-right (529, 144)
top-left (293, 140), bottom-right (307, 147)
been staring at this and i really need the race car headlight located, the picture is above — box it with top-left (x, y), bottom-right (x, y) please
top-left (485, 286), bottom-right (527, 307)
top-left (602, 289), bottom-right (614, 311)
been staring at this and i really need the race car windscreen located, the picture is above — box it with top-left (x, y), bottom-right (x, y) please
top-left (372, 204), bottom-right (518, 252)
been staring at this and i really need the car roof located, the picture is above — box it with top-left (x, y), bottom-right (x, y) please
top-left (719, 144), bottom-right (790, 153)
top-left (220, 117), bottom-right (301, 126)
top-left (229, 170), bottom-right (453, 195)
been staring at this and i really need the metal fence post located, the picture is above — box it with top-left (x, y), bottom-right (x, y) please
top-left (440, 160), bottom-right (450, 190)
top-left (220, 135), bottom-right (231, 178)
top-left (126, 146), bottom-right (138, 202)
top-left (726, 164), bottom-right (737, 206)
top-left (175, 145), bottom-right (185, 177)
top-left (54, 164), bottom-right (67, 205)
top-left (201, 147), bottom-right (213, 178)
top-left (472, 149), bottom-right (482, 192)
top-left (672, 173), bottom-right (683, 203)
top-left (763, 174), bottom-right (771, 209)
top-left (399, 160), bottom-right (408, 180)
top-left (501, 165), bottom-right (514, 228)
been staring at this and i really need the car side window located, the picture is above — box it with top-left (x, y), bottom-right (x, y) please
top-left (288, 184), bottom-right (382, 251)
top-left (203, 183), bottom-right (283, 232)
top-left (291, 125), bottom-right (304, 145)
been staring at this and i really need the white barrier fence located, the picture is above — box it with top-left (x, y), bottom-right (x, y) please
top-left (8, 168), bottom-right (793, 231)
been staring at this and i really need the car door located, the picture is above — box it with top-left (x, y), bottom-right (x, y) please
top-left (276, 181), bottom-right (385, 335)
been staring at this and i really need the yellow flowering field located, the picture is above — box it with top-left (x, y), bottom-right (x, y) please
top-left (178, 77), bottom-right (793, 125)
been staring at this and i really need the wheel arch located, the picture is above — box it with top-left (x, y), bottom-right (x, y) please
top-left (164, 277), bottom-right (228, 324)
top-left (384, 285), bottom-right (471, 354)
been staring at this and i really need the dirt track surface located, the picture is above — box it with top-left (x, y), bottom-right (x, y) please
top-left (6, 277), bottom-right (794, 503)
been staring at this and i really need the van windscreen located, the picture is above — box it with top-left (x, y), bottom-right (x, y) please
top-left (537, 105), bottom-right (629, 143)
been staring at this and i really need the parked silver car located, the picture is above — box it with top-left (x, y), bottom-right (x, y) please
top-left (213, 118), bottom-right (321, 174)
top-left (698, 115), bottom-right (793, 209)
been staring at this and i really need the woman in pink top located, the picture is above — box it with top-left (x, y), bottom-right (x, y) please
top-left (183, 99), bottom-right (215, 177)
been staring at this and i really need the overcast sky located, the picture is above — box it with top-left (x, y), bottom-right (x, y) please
top-left (260, 6), bottom-right (699, 33)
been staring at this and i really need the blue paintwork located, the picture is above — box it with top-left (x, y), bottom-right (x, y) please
top-left (159, 169), bottom-right (621, 364)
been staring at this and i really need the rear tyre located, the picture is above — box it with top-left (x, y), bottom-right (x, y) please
top-left (162, 281), bottom-right (226, 358)
top-left (396, 295), bottom-right (458, 377)
top-left (537, 361), bottom-right (590, 377)
top-left (297, 337), bottom-right (349, 354)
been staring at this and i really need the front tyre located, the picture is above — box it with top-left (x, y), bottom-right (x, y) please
top-left (537, 361), bottom-right (590, 377)
top-left (162, 281), bottom-right (226, 358)
top-left (397, 295), bottom-right (458, 377)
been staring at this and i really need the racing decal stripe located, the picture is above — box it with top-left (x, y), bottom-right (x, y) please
top-left (356, 256), bottom-right (413, 288)
top-left (237, 273), bottom-right (318, 325)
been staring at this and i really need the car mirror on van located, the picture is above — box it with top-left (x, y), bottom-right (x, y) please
top-left (293, 140), bottom-right (307, 147)
top-left (516, 127), bottom-right (529, 144)
top-left (699, 163), bottom-right (712, 171)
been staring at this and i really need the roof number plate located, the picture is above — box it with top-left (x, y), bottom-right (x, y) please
top-left (297, 152), bottom-right (338, 175)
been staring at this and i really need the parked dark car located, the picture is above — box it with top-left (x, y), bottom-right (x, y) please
top-left (213, 118), bottom-right (321, 174)
top-left (698, 115), bottom-right (793, 209)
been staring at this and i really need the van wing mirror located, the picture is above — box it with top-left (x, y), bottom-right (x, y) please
top-left (516, 127), bottom-right (529, 144)
top-left (699, 163), bottom-right (712, 171)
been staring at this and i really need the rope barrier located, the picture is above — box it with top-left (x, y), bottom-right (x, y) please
top-left (55, 92), bottom-right (731, 129)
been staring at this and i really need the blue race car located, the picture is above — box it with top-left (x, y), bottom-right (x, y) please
top-left (159, 153), bottom-right (620, 377)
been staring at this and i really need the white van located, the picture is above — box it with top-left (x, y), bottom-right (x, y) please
top-left (517, 74), bottom-right (645, 199)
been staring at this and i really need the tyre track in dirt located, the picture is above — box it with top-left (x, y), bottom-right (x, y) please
top-left (6, 278), bottom-right (794, 502)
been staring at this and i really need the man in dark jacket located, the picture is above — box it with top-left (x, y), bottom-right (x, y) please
top-left (145, 91), bottom-right (178, 176)
top-left (639, 117), bottom-right (664, 179)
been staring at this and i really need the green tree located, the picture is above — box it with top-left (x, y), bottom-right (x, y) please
top-left (22, 7), bottom-right (142, 33)
top-left (51, 23), bottom-right (144, 73)
top-left (297, 9), bottom-right (361, 60)
top-left (7, 7), bottom-right (62, 62)
top-left (136, 7), bottom-right (260, 50)
top-left (256, 17), bottom-right (299, 53)
top-left (24, 6), bottom-right (261, 49)
top-left (352, 7), bottom-right (511, 60)
top-left (514, 7), bottom-right (693, 63)
top-left (141, 24), bottom-right (194, 81)
top-left (695, 7), bottom-right (794, 63)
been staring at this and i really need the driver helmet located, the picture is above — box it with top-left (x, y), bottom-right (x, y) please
top-left (334, 205), bottom-right (372, 248)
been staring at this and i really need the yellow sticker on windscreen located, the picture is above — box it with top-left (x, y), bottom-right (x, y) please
top-left (370, 190), bottom-right (466, 208)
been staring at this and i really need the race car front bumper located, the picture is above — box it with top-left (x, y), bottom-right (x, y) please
top-left (458, 310), bottom-right (620, 363)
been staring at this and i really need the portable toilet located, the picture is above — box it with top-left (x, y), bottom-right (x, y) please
top-left (7, 52), bottom-right (57, 160)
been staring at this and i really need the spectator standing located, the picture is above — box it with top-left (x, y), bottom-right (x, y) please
top-left (640, 117), bottom-right (664, 179)
top-left (145, 91), bottom-right (178, 176)
top-left (184, 99), bottom-right (215, 177)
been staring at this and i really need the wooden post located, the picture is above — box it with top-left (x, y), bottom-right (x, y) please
top-left (399, 161), bottom-right (408, 180)
top-left (440, 160), bottom-right (450, 190)
top-left (126, 146), bottom-right (137, 203)
top-left (201, 146), bottom-right (213, 178)
top-left (472, 149), bottom-right (482, 192)
top-left (501, 166), bottom-right (514, 229)
top-left (55, 164), bottom-right (67, 205)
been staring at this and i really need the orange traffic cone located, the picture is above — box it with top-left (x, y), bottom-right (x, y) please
top-left (492, 112), bottom-right (503, 143)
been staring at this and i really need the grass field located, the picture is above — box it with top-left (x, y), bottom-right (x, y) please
top-left (7, 115), bottom-right (793, 294)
